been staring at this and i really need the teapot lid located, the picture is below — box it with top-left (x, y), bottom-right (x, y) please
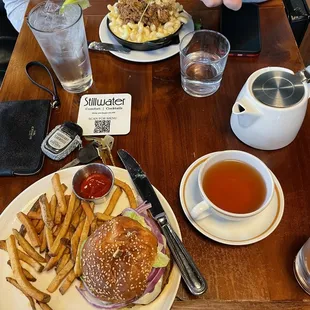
top-left (252, 71), bottom-right (305, 108)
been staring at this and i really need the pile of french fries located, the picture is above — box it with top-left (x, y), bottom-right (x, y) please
top-left (0, 172), bottom-right (136, 310)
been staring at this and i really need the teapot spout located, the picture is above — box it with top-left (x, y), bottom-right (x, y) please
top-left (232, 99), bottom-right (261, 128)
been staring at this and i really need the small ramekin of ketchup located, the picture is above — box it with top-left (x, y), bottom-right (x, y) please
top-left (72, 163), bottom-right (114, 203)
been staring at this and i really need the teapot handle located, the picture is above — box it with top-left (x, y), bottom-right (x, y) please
top-left (297, 65), bottom-right (310, 99)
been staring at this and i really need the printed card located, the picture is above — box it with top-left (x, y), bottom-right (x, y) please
top-left (77, 94), bottom-right (131, 136)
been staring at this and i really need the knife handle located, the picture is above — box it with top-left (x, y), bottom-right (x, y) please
top-left (157, 216), bottom-right (207, 295)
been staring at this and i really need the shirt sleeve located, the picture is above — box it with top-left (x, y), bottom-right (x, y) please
top-left (3, 0), bottom-right (29, 32)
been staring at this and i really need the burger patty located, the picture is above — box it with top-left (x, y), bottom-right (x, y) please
top-left (81, 216), bottom-right (158, 303)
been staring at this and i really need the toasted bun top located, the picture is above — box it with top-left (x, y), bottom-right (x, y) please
top-left (81, 216), bottom-right (158, 303)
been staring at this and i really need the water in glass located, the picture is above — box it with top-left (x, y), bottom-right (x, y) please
top-left (181, 51), bottom-right (224, 97)
top-left (180, 30), bottom-right (230, 97)
top-left (28, 2), bottom-right (92, 93)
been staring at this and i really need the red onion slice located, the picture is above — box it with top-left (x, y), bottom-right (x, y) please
top-left (135, 202), bottom-right (152, 214)
top-left (144, 267), bottom-right (165, 294)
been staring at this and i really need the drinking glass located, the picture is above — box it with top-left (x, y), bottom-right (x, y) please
top-left (294, 238), bottom-right (310, 295)
top-left (179, 30), bottom-right (230, 97)
top-left (27, 2), bottom-right (93, 93)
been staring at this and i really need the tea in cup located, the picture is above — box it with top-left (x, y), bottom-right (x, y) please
top-left (190, 151), bottom-right (274, 221)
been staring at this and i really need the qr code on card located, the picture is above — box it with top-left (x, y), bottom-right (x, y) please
top-left (93, 120), bottom-right (111, 133)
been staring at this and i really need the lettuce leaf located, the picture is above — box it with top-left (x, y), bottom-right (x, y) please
top-left (122, 210), bottom-right (149, 229)
top-left (153, 250), bottom-right (169, 268)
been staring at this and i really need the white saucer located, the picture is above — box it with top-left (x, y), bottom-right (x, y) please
top-left (98, 13), bottom-right (194, 63)
top-left (179, 152), bottom-right (285, 246)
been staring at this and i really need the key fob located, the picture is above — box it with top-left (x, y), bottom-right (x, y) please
top-left (41, 122), bottom-right (83, 161)
top-left (78, 142), bottom-right (99, 164)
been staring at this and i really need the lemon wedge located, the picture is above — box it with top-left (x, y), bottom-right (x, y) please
top-left (60, 0), bottom-right (90, 13)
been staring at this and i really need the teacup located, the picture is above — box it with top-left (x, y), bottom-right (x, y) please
top-left (190, 150), bottom-right (274, 221)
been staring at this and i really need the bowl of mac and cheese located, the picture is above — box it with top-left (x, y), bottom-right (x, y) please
top-left (107, 0), bottom-right (188, 51)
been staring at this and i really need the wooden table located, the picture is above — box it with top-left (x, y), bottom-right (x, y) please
top-left (1, 0), bottom-right (310, 308)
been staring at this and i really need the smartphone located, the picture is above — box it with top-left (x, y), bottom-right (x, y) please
top-left (220, 4), bottom-right (261, 56)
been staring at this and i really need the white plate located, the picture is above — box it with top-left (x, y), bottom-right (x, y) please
top-left (0, 166), bottom-right (181, 310)
top-left (99, 14), bottom-right (194, 63)
top-left (179, 153), bottom-right (285, 246)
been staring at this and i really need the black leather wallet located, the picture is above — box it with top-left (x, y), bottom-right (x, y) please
top-left (0, 100), bottom-right (51, 176)
top-left (0, 62), bottom-right (60, 176)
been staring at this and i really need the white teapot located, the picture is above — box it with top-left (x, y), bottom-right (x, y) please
top-left (230, 66), bottom-right (310, 150)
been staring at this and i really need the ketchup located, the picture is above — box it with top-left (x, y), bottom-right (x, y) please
top-left (79, 173), bottom-right (112, 199)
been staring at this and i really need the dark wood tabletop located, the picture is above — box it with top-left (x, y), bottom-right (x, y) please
top-left (1, 0), bottom-right (310, 308)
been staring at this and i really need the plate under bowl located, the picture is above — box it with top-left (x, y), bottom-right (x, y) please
top-left (107, 18), bottom-right (183, 51)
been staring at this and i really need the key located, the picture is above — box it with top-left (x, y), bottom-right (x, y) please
top-left (59, 142), bottom-right (99, 170)
top-left (85, 136), bottom-right (115, 166)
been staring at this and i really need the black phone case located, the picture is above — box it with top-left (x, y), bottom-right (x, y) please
top-left (220, 4), bottom-right (261, 55)
top-left (0, 100), bottom-right (51, 176)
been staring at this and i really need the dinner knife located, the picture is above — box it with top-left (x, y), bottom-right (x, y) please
top-left (88, 41), bottom-right (131, 54)
top-left (117, 149), bottom-right (207, 296)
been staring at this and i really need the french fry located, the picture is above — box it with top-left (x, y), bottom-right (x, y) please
top-left (45, 226), bottom-right (54, 252)
top-left (7, 261), bottom-right (36, 282)
top-left (61, 183), bottom-right (67, 193)
top-left (71, 206), bottom-right (83, 229)
top-left (96, 213), bottom-right (113, 221)
top-left (59, 269), bottom-right (76, 295)
top-left (74, 217), bottom-right (90, 277)
top-left (17, 213), bottom-right (41, 247)
top-left (28, 211), bottom-right (42, 220)
top-left (12, 229), bottom-right (46, 263)
top-left (90, 217), bottom-right (97, 234)
top-left (47, 260), bottom-right (74, 293)
top-left (65, 195), bottom-right (70, 204)
top-left (52, 225), bottom-right (61, 237)
top-left (80, 209), bottom-right (86, 222)
top-left (54, 205), bottom-right (62, 225)
top-left (32, 219), bottom-right (39, 227)
top-left (52, 173), bottom-right (67, 215)
top-left (114, 178), bottom-right (136, 209)
top-left (0, 240), bottom-right (43, 272)
top-left (44, 244), bottom-right (66, 271)
top-left (38, 302), bottom-right (53, 310)
top-left (39, 194), bottom-right (54, 230)
top-left (104, 187), bottom-right (122, 215)
top-left (81, 201), bottom-right (95, 224)
top-left (71, 220), bottom-right (84, 260)
top-left (49, 193), bottom-right (76, 256)
top-left (56, 253), bottom-right (70, 274)
top-left (19, 225), bottom-right (27, 237)
top-left (40, 228), bottom-right (47, 253)
top-left (45, 253), bottom-right (50, 263)
top-left (19, 198), bottom-right (42, 237)
top-left (6, 235), bottom-right (51, 303)
top-left (44, 230), bottom-right (73, 271)
top-left (50, 195), bottom-right (57, 221)
top-left (6, 277), bottom-right (36, 310)
top-left (60, 237), bottom-right (71, 250)
top-left (73, 198), bottom-right (80, 214)
top-left (35, 220), bottom-right (45, 234)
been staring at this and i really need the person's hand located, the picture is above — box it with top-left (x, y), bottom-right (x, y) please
top-left (201, 0), bottom-right (242, 10)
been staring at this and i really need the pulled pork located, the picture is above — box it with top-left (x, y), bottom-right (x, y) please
top-left (117, 0), bottom-right (173, 27)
